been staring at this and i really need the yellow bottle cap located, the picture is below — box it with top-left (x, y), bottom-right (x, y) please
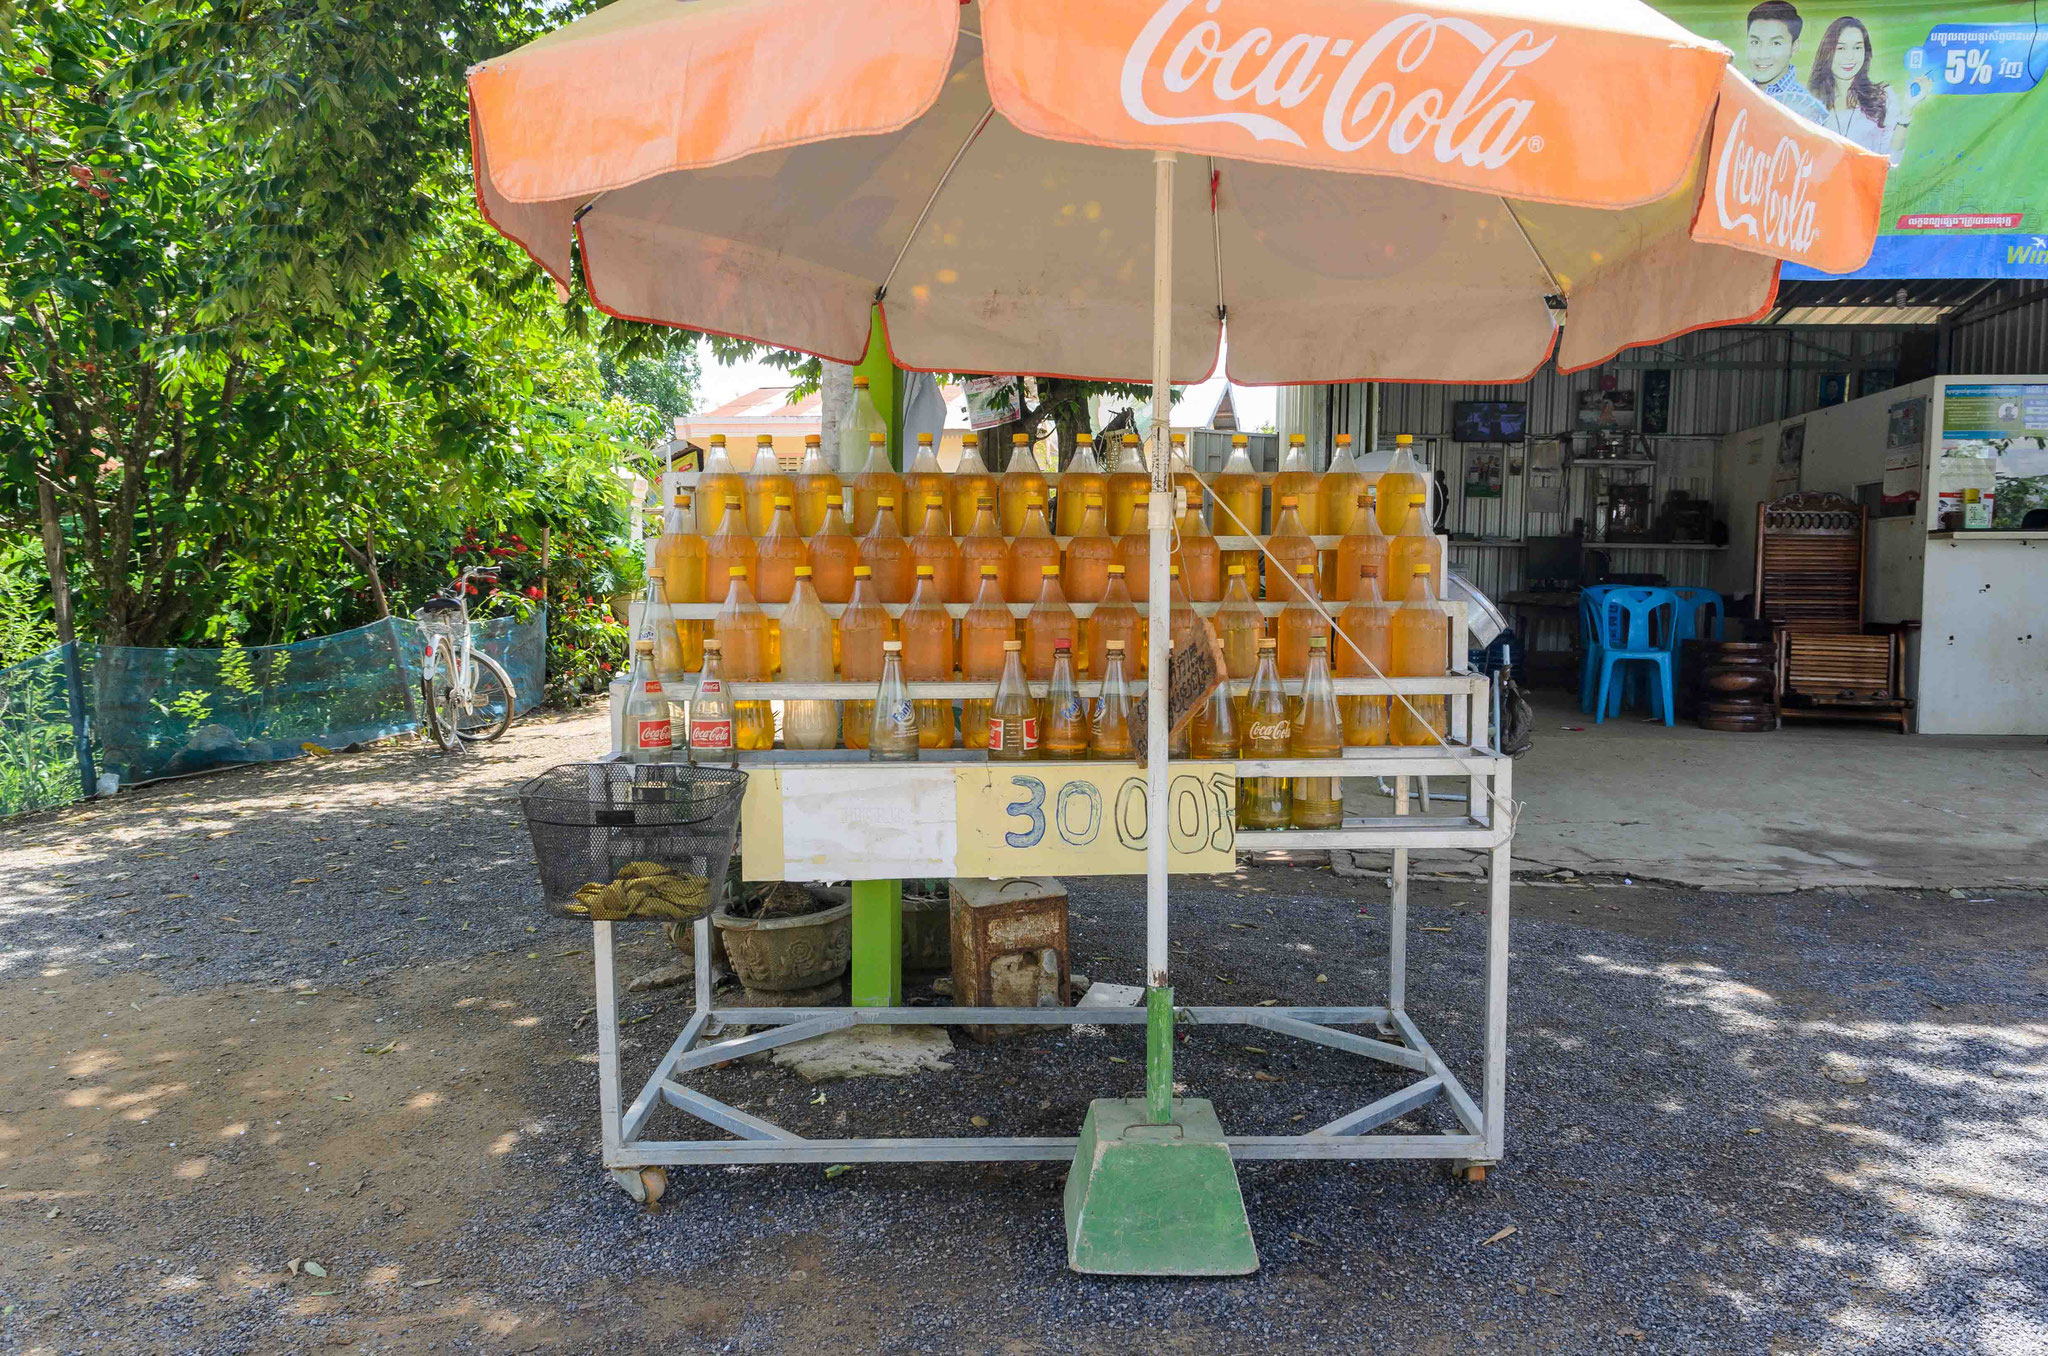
top-left (981, 565), bottom-right (999, 576)
top-left (725, 493), bottom-right (741, 504)
top-left (1232, 434), bottom-right (1248, 446)
top-left (1289, 433), bottom-right (1306, 445)
top-left (1295, 563), bottom-right (1314, 574)
top-left (728, 566), bottom-right (746, 578)
top-left (1088, 493), bottom-right (1103, 502)
top-left (1013, 432), bottom-right (1030, 444)
top-left (1335, 433), bottom-right (1353, 446)
top-left (1227, 565), bottom-right (1246, 575)
top-left (1122, 432), bottom-right (1140, 444)
top-left (877, 495), bottom-right (895, 506)
top-left (1108, 564), bottom-right (1125, 574)
top-left (854, 565), bottom-right (872, 576)
top-left (774, 495), bottom-right (792, 506)
top-left (1395, 433), bottom-right (1414, 446)
top-left (1281, 495), bottom-right (1298, 506)
top-left (709, 433), bottom-right (726, 445)
top-left (804, 433), bottom-right (820, 446)
top-left (853, 375), bottom-right (869, 388)
top-left (869, 431), bottom-right (886, 444)
top-left (916, 565), bottom-right (934, 576)
top-left (918, 432), bottom-right (933, 444)
top-left (1042, 564), bottom-right (1059, 576)
top-left (963, 431), bottom-right (979, 446)
top-left (794, 565), bottom-right (812, 577)
top-left (757, 434), bottom-right (773, 445)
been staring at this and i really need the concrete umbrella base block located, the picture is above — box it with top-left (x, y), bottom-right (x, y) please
top-left (1063, 1097), bottom-right (1259, 1276)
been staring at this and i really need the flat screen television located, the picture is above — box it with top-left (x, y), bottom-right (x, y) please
top-left (1451, 400), bottom-right (1527, 443)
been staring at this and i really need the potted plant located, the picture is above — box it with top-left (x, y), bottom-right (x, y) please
top-left (712, 882), bottom-right (851, 992)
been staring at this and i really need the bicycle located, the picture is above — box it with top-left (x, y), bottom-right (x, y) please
top-left (416, 566), bottom-right (517, 752)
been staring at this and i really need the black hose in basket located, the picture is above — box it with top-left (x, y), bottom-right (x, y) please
top-left (519, 763), bottom-right (747, 921)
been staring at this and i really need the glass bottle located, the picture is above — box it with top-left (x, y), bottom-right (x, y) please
top-left (645, 571), bottom-right (685, 683)
top-left (958, 496), bottom-right (1009, 592)
top-left (755, 495), bottom-right (808, 603)
top-left (780, 565), bottom-right (839, 751)
top-left (1006, 498), bottom-right (1060, 605)
top-left (1320, 431), bottom-right (1367, 545)
top-left (687, 639), bottom-right (734, 764)
top-left (1388, 490), bottom-right (1443, 597)
top-left (1061, 494), bottom-right (1115, 605)
top-left (1336, 569), bottom-right (1392, 747)
top-left (1212, 563), bottom-right (1263, 684)
top-left (1173, 489), bottom-right (1221, 602)
top-left (1277, 563), bottom-right (1332, 679)
top-left (1164, 563), bottom-right (1199, 654)
top-left (743, 434), bottom-right (794, 536)
top-left (1087, 563), bottom-right (1142, 680)
top-left (1040, 642), bottom-right (1088, 761)
top-left (695, 433), bottom-right (745, 534)
top-left (1089, 640), bottom-right (1134, 760)
top-left (1211, 431), bottom-right (1265, 566)
top-left (901, 565), bottom-right (957, 749)
top-left (807, 489), bottom-right (859, 604)
top-left (1105, 431), bottom-right (1149, 535)
top-left (949, 431), bottom-right (997, 535)
top-left (959, 564), bottom-right (1012, 750)
top-left (625, 639), bottom-right (676, 763)
top-left (904, 431), bottom-right (950, 536)
top-left (790, 432), bottom-right (842, 537)
top-left (851, 431), bottom-right (904, 536)
top-left (1271, 432), bottom-right (1321, 535)
top-left (1377, 433), bottom-right (1428, 536)
top-left (988, 639), bottom-right (1037, 760)
top-left (999, 431), bottom-right (1048, 538)
top-left (1116, 496), bottom-right (1156, 603)
top-left (703, 493), bottom-right (756, 605)
top-left (714, 568), bottom-right (775, 750)
top-left (1023, 564), bottom-right (1077, 681)
top-left (1189, 637), bottom-right (1240, 760)
top-left (1264, 495), bottom-right (1318, 603)
top-left (1291, 635), bottom-right (1344, 829)
top-left (868, 640), bottom-right (920, 761)
top-left (1237, 638), bottom-right (1292, 829)
top-left (838, 565), bottom-right (891, 751)
top-left (910, 499), bottom-right (964, 603)
top-left (1390, 563), bottom-right (1448, 747)
top-left (1332, 485), bottom-right (1391, 602)
top-left (840, 373), bottom-right (886, 474)
top-left (859, 494), bottom-right (915, 604)
top-left (1056, 432), bottom-right (1107, 536)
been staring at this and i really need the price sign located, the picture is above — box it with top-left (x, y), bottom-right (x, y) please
top-left (953, 765), bottom-right (1236, 878)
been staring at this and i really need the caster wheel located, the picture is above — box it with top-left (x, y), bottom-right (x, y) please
top-left (610, 1166), bottom-right (669, 1206)
top-left (1451, 1161), bottom-right (1490, 1184)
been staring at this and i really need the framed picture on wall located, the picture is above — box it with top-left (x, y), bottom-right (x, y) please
top-left (1857, 368), bottom-right (1898, 399)
top-left (1817, 371), bottom-right (1849, 408)
top-left (1773, 421), bottom-right (1805, 495)
top-left (1639, 369), bottom-right (1671, 435)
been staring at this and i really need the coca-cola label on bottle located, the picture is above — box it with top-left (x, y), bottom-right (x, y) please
top-left (987, 716), bottom-right (1041, 751)
top-left (636, 718), bottom-right (673, 750)
top-left (690, 718), bottom-right (732, 749)
top-left (1245, 717), bottom-right (1292, 746)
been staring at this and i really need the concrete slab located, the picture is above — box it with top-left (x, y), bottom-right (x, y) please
top-left (768, 1024), bottom-right (954, 1082)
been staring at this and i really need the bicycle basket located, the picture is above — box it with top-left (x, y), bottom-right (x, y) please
top-left (519, 763), bottom-right (747, 921)
top-left (415, 603), bottom-right (470, 649)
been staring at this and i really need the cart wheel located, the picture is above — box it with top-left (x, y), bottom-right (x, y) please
top-left (610, 1166), bottom-right (668, 1205)
top-left (1451, 1160), bottom-right (1491, 1185)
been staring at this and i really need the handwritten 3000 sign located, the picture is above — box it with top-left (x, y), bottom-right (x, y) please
top-left (953, 767), bottom-right (1238, 876)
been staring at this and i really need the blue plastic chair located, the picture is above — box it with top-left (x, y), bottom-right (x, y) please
top-left (1592, 587), bottom-right (1677, 725)
top-left (1577, 584), bottom-right (1619, 713)
top-left (1666, 587), bottom-right (1725, 645)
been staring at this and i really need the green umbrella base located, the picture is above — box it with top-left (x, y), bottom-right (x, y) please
top-left (1063, 1097), bottom-right (1259, 1276)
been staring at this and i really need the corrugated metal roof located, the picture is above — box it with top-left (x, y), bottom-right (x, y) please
top-left (1762, 278), bottom-right (1998, 326)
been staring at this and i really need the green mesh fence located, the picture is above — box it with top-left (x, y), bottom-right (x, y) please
top-left (0, 608), bottom-right (546, 818)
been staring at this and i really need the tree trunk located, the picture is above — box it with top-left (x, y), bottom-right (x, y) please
top-left (539, 526), bottom-right (552, 606)
top-left (35, 477), bottom-right (76, 647)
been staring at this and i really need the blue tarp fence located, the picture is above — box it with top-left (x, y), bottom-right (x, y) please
top-left (0, 608), bottom-right (545, 818)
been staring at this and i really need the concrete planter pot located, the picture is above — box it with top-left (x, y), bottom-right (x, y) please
top-left (901, 894), bottom-right (951, 971)
top-left (713, 900), bottom-right (852, 992)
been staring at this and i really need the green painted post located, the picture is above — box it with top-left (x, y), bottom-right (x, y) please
top-left (849, 879), bottom-right (902, 1007)
top-left (1145, 985), bottom-right (1174, 1123)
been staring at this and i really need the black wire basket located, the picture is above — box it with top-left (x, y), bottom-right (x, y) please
top-left (519, 763), bottom-right (747, 921)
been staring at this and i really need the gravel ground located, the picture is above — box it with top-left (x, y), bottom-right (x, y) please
top-left (1, 712), bottom-right (2043, 1354)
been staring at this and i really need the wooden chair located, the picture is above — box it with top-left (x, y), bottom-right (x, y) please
top-left (1754, 491), bottom-right (1911, 732)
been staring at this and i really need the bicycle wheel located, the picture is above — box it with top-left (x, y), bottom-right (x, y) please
top-left (421, 668), bottom-right (463, 753)
top-left (455, 651), bottom-right (516, 743)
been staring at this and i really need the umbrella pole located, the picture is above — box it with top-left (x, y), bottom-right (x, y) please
top-left (1143, 149), bottom-right (1175, 1125)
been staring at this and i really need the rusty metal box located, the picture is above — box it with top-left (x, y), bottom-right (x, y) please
top-left (948, 877), bottom-right (1069, 1042)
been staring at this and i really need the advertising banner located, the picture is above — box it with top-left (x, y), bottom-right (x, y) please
top-left (1656, 1), bottom-right (2046, 278)
top-left (1939, 382), bottom-right (2048, 527)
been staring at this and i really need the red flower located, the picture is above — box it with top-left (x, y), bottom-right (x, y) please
top-left (599, 662), bottom-right (612, 672)
top-left (525, 586), bottom-right (543, 599)
top-left (490, 547), bottom-right (512, 557)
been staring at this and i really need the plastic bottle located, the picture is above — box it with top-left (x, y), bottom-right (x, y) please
top-left (1238, 638), bottom-right (1291, 829)
top-left (838, 565), bottom-right (890, 751)
top-left (695, 434), bottom-right (745, 535)
top-left (743, 434), bottom-right (794, 536)
top-left (1116, 495), bottom-right (1156, 602)
top-left (868, 640), bottom-right (920, 761)
top-left (1211, 431), bottom-right (1265, 559)
top-left (645, 571), bottom-right (685, 683)
top-left (959, 564), bottom-right (1012, 750)
top-left (1332, 484), bottom-right (1391, 602)
top-left (663, 491), bottom-right (708, 671)
top-left (852, 431), bottom-right (904, 536)
top-left (625, 639), bottom-right (675, 763)
top-left (903, 431), bottom-right (949, 537)
top-left (1272, 432), bottom-right (1321, 535)
top-left (714, 567), bottom-right (775, 750)
top-left (1087, 563), bottom-right (1142, 680)
top-left (1335, 568), bottom-right (1391, 747)
top-left (1264, 495), bottom-right (1318, 603)
top-left (910, 499), bottom-right (964, 603)
top-left (1061, 494), bottom-right (1115, 604)
top-left (704, 493), bottom-right (756, 605)
top-left (1006, 498), bottom-right (1060, 605)
top-left (807, 489), bottom-right (859, 604)
top-left (1024, 564), bottom-right (1077, 681)
top-left (949, 431), bottom-right (997, 535)
top-left (658, 490), bottom-right (693, 594)
top-left (1212, 563), bottom-right (1263, 683)
top-left (1089, 640), bottom-right (1134, 760)
top-left (687, 639), bottom-right (734, 763)
top-left (988, 639), bottom-right (1037, 760)
top-left (901, 565), bottom-right (957, 749)
top-left (1388, 490), bottom-right (1443, 596)
top-left (1277, 563), bottom-right (1332, 678)
top-left (1173, 488), bottom-right (1221, 602)
top-left (1041, 642), bottom-right (1088, 761)
top-left (790, 432), bottom-right (841, 536)
top-left (858, 494), bottom-right (915, 604)
top-left (1319, 432), bottom-right (1368, 546)
top-left (840, 373), bottom-right (886, 475)
top-left (1056, 433), bottom-right (1106, 536)
top-left (755, 495), bottom-right (808, 603)
top-left (1390, 564), bottom-right (1448, 746)
top-left (780, 565), bottom-right (840, 751)
top-left (958, 496), bottom-right (1008, 591)
top-left (1105, 431), bottom-right (1149, 535)
top-left (999, 432), bottom-right (1048, 538)
top-left (1376, 433), bottom-right (1428, 536)
top-left (1291, 634), bottom-right (1343, 829)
